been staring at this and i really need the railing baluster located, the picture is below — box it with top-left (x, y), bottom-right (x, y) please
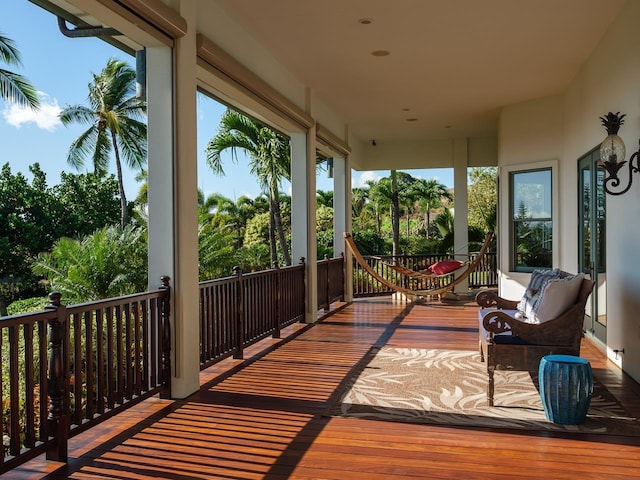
top-left (84, 310), bottom-right (95, 420)
top-left (134, 300), bottom-right (142, 397)
top-left (96, 307), bottom-right (106, 414)
top-left (140, 299), bottom-right (149, 393)
top-left (106, 306), bottom-right (114, 409)
top-left (124, 303), bottom-right (132, 400)
top-left (9, 324), bottom-right (20, 457)
top-left (38, 319), bottom-right (48, 441)
top-left (233, 266), bottom-right (244, 360)
top-left (72, 312), bottom-right (82, 426)
top-left (273, 263), bottom-right (281, 338)
top-left (23, 322), bottom-right (35, 448)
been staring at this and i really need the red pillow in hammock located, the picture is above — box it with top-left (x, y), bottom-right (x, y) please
top-left (428, 259), bottom-right (464, 275)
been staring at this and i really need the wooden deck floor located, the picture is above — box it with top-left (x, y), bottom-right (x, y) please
top-left (14, 297), bottom-right (640, 479)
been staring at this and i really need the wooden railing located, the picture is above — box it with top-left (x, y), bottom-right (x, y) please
top-left (353, 252), bottom-right (497, 297)
top-left (199, 261), bottom-right (306, 369)
top-left (0, 278), bottom-right (171, 474)
top-left (317, 254), bottom-right (345, 311)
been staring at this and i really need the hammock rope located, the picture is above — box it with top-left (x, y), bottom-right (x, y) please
top-left (344, 230), bottom-right (494, 298)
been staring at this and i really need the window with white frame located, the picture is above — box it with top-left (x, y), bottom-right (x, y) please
top-left (510, 168), bottom-right (552, 272)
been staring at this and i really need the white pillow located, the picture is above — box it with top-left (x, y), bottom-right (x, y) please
top-left (516, 269), bottom-right (568, 313)
top-left (530, 273), bottom-right (584, 323)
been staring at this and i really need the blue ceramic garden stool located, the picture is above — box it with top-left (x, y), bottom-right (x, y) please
top-left (539, 355), bottom-right (593, 424)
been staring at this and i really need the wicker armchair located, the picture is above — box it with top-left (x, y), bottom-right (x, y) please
top-left (476, 278), bottom-right (594, 406)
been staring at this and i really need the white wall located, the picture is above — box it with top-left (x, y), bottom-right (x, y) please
top-left (499, 0), bottom-right (640, 381)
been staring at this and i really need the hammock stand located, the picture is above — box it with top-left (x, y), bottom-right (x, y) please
top-left (344, 230), bottom-right (494, 301)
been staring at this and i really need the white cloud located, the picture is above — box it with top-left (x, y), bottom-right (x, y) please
top-left (354, 170), bottom-right (383, 188)
top-left (2, 92), bottom-right (62, 131)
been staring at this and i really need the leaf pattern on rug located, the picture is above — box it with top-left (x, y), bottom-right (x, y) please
top-left (328, 348), bottom-right (640, 435)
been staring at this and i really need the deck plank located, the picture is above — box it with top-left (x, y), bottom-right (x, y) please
top-left (13, 297), bottom-right (640, 479)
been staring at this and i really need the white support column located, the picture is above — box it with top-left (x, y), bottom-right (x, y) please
top-left (332, 156), bottom-right (353, 301)
top-left (332, 156), bottom-right (347, 257)
top-left (291, 128), bottom-right (318, 322)
top-left (453, 138), bottom-right (470, 292)
top-left (147, 2), bottom-right (199, 398)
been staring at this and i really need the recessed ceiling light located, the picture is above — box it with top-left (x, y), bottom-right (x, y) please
top-left (358, 18), bottom-right (373, 25)
top-left (371, 50), bottom-right (390, 57)
top-left (406, 118), bottom-right (418, 122)
top-left (444, 125), bottom-right (452, 129)
top-left (402, 108), bottom-right (411, 112)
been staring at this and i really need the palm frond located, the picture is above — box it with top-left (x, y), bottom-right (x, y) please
top-left (0, 68), bottom-right (40, 109)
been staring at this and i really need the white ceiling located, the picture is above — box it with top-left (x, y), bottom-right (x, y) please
top-left (208, 0), bottom-right (624, 143)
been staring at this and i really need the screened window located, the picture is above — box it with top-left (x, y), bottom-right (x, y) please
top-left (510, 168), bottom-right (552, 272)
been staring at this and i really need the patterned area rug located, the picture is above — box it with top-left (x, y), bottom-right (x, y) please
top-left (325, 347), bottom-right (640, 435)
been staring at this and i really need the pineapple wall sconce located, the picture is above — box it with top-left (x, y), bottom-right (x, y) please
top-left (599, 111), bottom-right (640, 195)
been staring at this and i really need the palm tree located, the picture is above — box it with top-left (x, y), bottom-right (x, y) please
top-left (366, 179), bottom-right (392, 237)
top-left (411, 178), bottom-right (452, 237)
top-left (205, 109), bottom-right (291, 265)
top-left (316, 190), bottom-right (333, 208)
top-left (32, 224), bottom-right (147, 303)
top-left (59, 58), bottom-right (147, 228)
top-left (0, 32), bottom-right (39, 109)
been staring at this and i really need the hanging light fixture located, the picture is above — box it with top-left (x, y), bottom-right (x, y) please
top-left (599, 111), bottom-right (640, 195)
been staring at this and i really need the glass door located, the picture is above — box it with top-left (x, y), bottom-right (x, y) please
top-left (578, 149), bottom-right (606, 345)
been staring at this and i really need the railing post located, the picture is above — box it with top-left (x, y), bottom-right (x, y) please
top-left (300, 257), bottom-right (306, 323)
top-left (45, 292), bottom-right (68, 462)
top-left (272, 262), bottom-right (281, 339)
top-left (233, 266), bottom-right (244, 359)
top-left (324, 255), bottom-right (331, 311)
top-left (340, 252), bottom-right (346, 301)
top-left (159, 276), bottom-right (172, 399)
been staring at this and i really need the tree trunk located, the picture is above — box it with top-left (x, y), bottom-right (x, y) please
top-left (111, 130), bottom-right (129, 227)
top-left (391, 170), bottom-right (400, 256)
top-left (268, 200), bottom-right (278, 266)
top-left (0, 295), bottom-right (7, 318)
top-left (271, 189), bottom-right (291, 265)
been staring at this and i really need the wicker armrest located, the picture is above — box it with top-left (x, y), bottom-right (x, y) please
top-left (475, 290), bottom-right (519, 310)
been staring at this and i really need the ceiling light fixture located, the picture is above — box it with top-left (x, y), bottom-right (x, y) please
top-left (358, 18), bottom-right (373, 25)
top-left (406, 118), bottom-right (418, 122)
top-left (371, 50), bottom-right (390, 57)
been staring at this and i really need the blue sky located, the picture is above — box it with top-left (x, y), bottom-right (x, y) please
top-left (2, 0), bottom-right (452, 203)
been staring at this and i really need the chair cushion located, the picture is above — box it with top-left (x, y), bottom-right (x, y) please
top-left (428, 259), bottom-right (464, 275)
top-left (529, 273), bottom-right (584, 323)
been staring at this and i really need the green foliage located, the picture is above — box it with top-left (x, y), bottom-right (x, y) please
top-left (31, 225), bottom-right (147, 304)
top-left (55, 171), bottom-right (123, 236)
top-left (236, 244), bottom-right (270, 272)
top-left (244, 212), bottom-right (270, 246)
top-left (317, 229), bottom-right (334, 259)
top-left (316, 205), bottom-right (333, 232)
top-left (7, 296), bottom-right (48, 315)
top-left (468, 167), bottom-right (497, 232)
top-left (402, 236), bottom-right (442, 255)
top-left (0, 163), bottom-right (127, 311)
top-left (198, 219), bottom-right (236, 280)
top-left (352, 230), bottom-right (388, 255)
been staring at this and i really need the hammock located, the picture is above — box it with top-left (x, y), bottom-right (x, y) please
top-left (344, 230), bottom-right (494, 299)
